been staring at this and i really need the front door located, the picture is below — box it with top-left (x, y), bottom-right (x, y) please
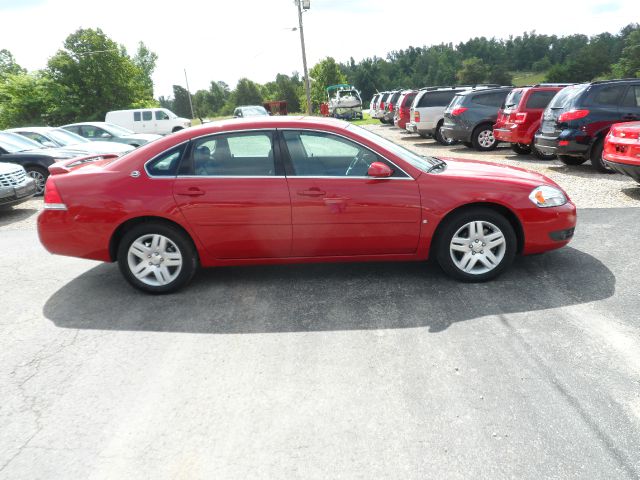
top-left (280, 129), bottom-right (421, 257)
top-left (173, 130), bottom-right (291, 259)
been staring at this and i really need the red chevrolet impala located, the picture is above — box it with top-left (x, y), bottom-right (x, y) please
top-left (38, 117), bottom-right (576, 293)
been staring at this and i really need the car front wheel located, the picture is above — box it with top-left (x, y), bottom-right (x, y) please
top-left (436, 208), bottom-right (516, 282)
top-left (26, 166), bottom-right (48, 196)
top-left (117, 223), bottom-right (198, 294)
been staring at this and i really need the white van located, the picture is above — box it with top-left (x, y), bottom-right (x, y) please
top-left (105, 108), bottom-right (191, 135)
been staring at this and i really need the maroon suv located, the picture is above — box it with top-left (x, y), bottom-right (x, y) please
top-left (494, 84), bottom-right (569, 159)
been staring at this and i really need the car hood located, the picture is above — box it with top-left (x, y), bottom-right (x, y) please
top-left (0, 162), bottom-right (24, 174)
top-left (68, 141), bottom-right (134, 154)
top-left (124, 133), bottom-right (162, 141)
top-left (436, 157), bottom-right (557, 187)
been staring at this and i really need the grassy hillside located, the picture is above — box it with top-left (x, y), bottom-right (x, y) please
top-left (511, 71), bottom-right (547, 86)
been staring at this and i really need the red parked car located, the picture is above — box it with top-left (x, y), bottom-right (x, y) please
top-left (38, 117), bottom-right (576, 293)
top-left (494, 84), bottom-right (569, 159)
top-left (393, 90), bottom-right (418, 130)
top-left (603, 121), bottom-right (640, 183)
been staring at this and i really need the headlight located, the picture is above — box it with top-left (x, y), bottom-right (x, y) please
top-left (529, 185), bottom-right (567, 208)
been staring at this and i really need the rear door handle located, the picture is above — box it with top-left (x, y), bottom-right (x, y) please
top-left (298, 188), bottom-right (326, 197)
top-left (176, 187), bottom-right (205, 197)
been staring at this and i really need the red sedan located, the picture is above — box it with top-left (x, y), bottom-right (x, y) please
top-left (38, 117), bottom-right (577, 293)
top-left (603, 121), bottom-right (640, 183)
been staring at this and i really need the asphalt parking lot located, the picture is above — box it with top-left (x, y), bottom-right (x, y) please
top-left (1, 132), bottom-right (639, 479)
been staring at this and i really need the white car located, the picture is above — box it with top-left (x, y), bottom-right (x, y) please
top-left (7, 127), bottom-right (134, 155)
top-left (105, 108), bottom-right (191, 135)
top-left (0, 163), bottom-right (36, 208)
top-left (61, 122), bottom-right (161, 147)
top-left (405, 87), bottom-right (469, 144)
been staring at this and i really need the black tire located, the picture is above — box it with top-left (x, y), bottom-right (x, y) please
top-left (511, 143), bottom-right (532, 155)
top-left (117, 222), bottom-right (198, 294)
top-left (471, 124), bottom-right (498, 151)
top-left (171, 127), bottom-right (184, 133)
top-left (558, 155), bottom-right (588, 166)
top-left (435, 122), bottom-right (459, 146)
top-left (533, 147), bottom-right (556, 160)
top-left (418, 132), bottom-right (430, 139)
top-left (462, 142), bottom-right (474, 148)
top-left (25, 166), bottom-right (48, 196)
top-left (435, 208), bottom-right (516, 282)
top-left (590, 138), bottom-right (613, 173)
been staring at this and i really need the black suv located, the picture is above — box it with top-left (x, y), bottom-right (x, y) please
top-left (534, 79), bottom-right (640, 172)
top-left (441, 87), bottom-right (513, 151)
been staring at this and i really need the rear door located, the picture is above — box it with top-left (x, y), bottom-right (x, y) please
top-left (620, 83), bottom-right (640, 122)
top-left (281, 129), bottom-right (421, 257)
top-left (172, 130), bottom-right (292, 259)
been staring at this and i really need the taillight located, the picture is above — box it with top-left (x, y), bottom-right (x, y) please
top-left (612, 126), bottom-right (640, 139)
top-left (514, 112), bottom-right (527, 124)
top-left (388, 103), bottom-right (393, 111)
top-left (414, 111), bottom-right (420, 122)
top-left (43, 177), bottom-right (67, 211)
top-left (558, 109), bottom-right (590, 122)
top-left (451, 107), bottom-right (468, 116)
top-left (380, 102), bottom-right (385, 110)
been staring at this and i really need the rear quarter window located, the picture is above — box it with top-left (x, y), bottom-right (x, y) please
top-left (472, 91), bottom-right (509, 107)
top-left (525, 90), bottom-right (559, 109)
top-left (418, 90), bottom-right (459, 108)
top-left (146, 143), bottom-right (187, 176)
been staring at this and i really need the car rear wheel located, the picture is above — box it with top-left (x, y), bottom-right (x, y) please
top-left (558, 155), bottom-right (588, 166)
top-left (435, 123), bottom-right (458, 146)
top-left (436, 208), bottom-right (516, 282)
top-left (590, 138), bottom-right (613, 173)
top-left (117, 223), bottom-right (198, 294)
top-left (25, 166), bottom-right (48, 196)
top-left (511, 143), bottom-right (532, 155)
top-left (472, 124), bottom-right (498, 151)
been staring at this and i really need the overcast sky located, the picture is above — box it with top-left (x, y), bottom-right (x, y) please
top-left (0, 0), bottom-right (634, 98)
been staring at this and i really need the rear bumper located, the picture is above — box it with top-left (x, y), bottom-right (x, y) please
top-left (405, 122), bottom-right (418, 134)
top-left (534, 131), bottom-right (591, 158)
top-left (603, 158), bottom-right (640, 182)
top-left (522, 201), bottom-right (577, 255)
top-left (494, 127), bottom-right (531, 145)
top-left (440, 125), bottom-right (470, 143)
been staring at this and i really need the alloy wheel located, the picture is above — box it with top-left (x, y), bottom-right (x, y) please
top-left (449, 220), bottom-right (506, 275)
top-left (127, 234), bottom-right (183, 287)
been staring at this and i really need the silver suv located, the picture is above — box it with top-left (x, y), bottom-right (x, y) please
top-left (406, 85), bottom-right (499, 145)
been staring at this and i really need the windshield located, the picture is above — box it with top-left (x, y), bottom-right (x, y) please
top-left (162, 109), bottom-right (178, 119)
top-left (104, 123), bottom-right (135, 135)
top-left (48, 129), bottom-right (90, 145)
top-left (242, 106), bottom-right (269, 116)
top-left (347, 124), bottom-right (439, 171)
top-left (0, 132), bottom-right (42, 152)
top-left (548, 84), bottom-right (588, 109)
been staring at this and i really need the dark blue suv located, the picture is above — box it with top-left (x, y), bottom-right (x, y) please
top-left (534, 79), bottom-right (640, 172)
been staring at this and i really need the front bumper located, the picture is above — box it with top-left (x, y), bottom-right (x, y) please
top-left (521, 201), bottom-right (577, 255)
top-left (0, 178), bottom-right (36, 208)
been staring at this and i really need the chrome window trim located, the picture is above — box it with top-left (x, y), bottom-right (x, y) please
top-left (278, 127), bottom-right (414, 179)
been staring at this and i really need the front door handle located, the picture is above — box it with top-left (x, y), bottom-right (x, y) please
top-left (298, 188), bottom-right (326, 197)
top-left (176, 187), bottom-right (205, 197)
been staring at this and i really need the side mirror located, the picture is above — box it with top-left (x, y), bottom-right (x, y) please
top-left (100, 133), bottom-right (111, 139)
top-left (367, 161), bottom-right (393, 178)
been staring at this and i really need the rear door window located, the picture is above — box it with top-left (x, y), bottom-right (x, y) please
top-left (525, 90), bottom-right (558, 109)
top-left (134, 112), bottom-right (141, 121)
top-left (418, 90), bottom-right (459, 108)
top-left (621, 85), bottom-right (640, 108)
top-left (142, 111), bottom-right (153, 121)
top-left (585, 85), bottom-right (626, 107)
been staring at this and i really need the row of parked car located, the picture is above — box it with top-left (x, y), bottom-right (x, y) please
top-left (370, 78), bottom-right (640, 182)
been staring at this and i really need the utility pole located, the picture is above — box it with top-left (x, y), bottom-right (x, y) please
top-left (184, 68), bottom-right (195, 120)
top-left (295, 0), bottom-right (312, 115)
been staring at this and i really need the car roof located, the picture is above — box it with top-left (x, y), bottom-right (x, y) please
top-left (63, 122), bottom-right (109, 127)
top-left (456, 86), bottom-right (513, 96)
top-left (7, 126), bottom-right (56, 132)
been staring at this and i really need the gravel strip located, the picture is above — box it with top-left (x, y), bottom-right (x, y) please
top-left (363, 123), bottom-right (640, 209)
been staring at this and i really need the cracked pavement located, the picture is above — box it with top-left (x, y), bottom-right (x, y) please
top-left (1, 172), bottom-right (639, 478)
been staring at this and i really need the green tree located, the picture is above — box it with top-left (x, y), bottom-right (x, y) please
top-left (612, 29), bottom-right (640, 78)
top-left (172, 85), bottom-right (193, 118)
top-left (132, 42), bottom-right (158, 99)
top-left (46, 28), bottom-right (156, 123)
top-left (0, 72), bottom-right (52, 128)
top-left (308, 57), bottom-right (347, 110)
top-left (456, 57), bottom-right (488, 84)
top-left (233, 78), bottom-right (263, 106)
top-left (0, 49), bottom-right (25, 79)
